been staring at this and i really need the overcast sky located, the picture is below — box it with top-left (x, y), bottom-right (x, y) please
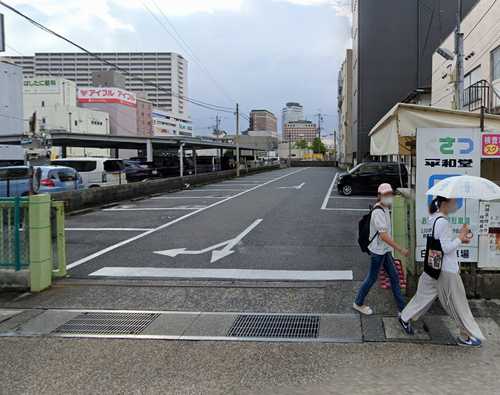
top-left (2, 0), bottom-right (352, 135)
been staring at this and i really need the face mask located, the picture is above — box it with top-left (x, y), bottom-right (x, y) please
top-left (447, 203), bottom-right (458, 214)
top-left (381, 196), bottom-right (393, 207)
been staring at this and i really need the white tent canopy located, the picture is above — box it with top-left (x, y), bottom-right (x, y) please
top-left (369, 103), bottom-right (500, 155)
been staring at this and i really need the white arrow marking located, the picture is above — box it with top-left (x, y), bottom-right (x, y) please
top-left (153, 219), bottom-right (263, 263)
top-left (154, 240), bottom-right (228, 257)
top-left (210, 219), bottom-right (263, 263)
top-left (278, 182), bottom-right (305, 190)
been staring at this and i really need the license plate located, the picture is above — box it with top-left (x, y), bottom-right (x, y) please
top-left (152, 170), bottom-right (158, 175)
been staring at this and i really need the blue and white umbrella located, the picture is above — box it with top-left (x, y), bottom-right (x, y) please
top-left (426, 175), bottom-right (500, 201)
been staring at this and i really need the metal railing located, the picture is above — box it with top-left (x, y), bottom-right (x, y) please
top-left (0, 197), bottom-right (30, 271)
top-left (463, 80), bottom-right (491, 112)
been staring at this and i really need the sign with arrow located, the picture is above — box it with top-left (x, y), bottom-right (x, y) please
top-left (154, 219), bottom-right (263, 263)
top-left (278, 182), bottom-right (305, 190)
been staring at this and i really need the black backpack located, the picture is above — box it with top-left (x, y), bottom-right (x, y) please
top-left (358, 206), bottom-right (383, 254)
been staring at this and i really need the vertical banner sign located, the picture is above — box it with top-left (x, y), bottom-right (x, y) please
top-left (0, 14), bottom-right (5, 52)
top-left (416, 129), bottom-right (481, 262)
top-left (481, 132), bottom-right (500, 158)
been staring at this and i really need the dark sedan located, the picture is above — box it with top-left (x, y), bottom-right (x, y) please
top-left (336, 162), bottom-right (408, 196)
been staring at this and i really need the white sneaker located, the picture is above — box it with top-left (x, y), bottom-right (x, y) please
top-left (352, 303), bottom-right (373, 315)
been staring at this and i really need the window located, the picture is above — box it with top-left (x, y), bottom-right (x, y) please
top-left (52, 169), bottom-right (76, 182)
top-left (463, 66), bottom-right (482, 106)
top-left (492, 46), bottom-right (500, 81)
top-left (52, 160), bottom-right (97, 172)
top-left (358, 163), bottom-right (381, 175)
top-left (41, 100), bottom-right (45, 107)
top-left (104, 160), bottom-right (125, 172)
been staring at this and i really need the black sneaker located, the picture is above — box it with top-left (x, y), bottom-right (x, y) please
top-left (398, 316), bottom-right (414, 335)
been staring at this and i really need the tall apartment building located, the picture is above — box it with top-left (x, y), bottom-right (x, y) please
top-left (8, 52), bottom-right (188, 117)
top-left (248, 109), bottom-right (277, 138)
top-left (337, 49), bottom-right (353, 166)
top-left (281, 102), bottom-right (304, 129)
top-left (283, 120), bottom-right (317, 143)
top-left (351, 0), bottom-right (477, 160)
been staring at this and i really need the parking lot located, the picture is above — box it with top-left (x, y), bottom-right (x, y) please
top-left (63, 167), bottom-right (377, 281)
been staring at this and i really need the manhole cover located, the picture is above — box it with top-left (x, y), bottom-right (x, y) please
top-left (227, 314), bottom-right (320, 338)
top-left (53, 312), bottom-right (160, 336)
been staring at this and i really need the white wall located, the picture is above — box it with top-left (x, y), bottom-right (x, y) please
top-left (431, 0), bottom-right (500, 111)
top-left (0, 61), bottom-right (24, 135)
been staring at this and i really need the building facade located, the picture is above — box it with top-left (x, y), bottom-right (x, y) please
top-left (283, 120), bottom-right (317, 143)
top-left (0, 60), bottom-right (24, 135)
top-left (152, 109), bottom-right (193, 137)
top-left (431, 0), bottom-right (500, 113)
top-left (351, 0), bottom-right (478, 160)
top-left (77, 86), bottom-right (137, 137)
top-left (248, 109), bottom-right (277, 137)
top-left (337, 49), bottom-right (353, 165)
top-left (136, 96), bottom-right (153, 137)
top-left (281, 102), bottom-right (304, 130)
top-left (8, 52), bottom-right (188, 116)
top-left (23, 76), bottom-right (109, 136)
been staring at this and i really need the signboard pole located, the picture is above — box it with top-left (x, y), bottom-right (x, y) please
top-left (0, 13), bottom-right (5, 53)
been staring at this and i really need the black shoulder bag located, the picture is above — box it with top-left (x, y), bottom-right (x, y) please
top-left (423, 216), bottom-right (445, 280)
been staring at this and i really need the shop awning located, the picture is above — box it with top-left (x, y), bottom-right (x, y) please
top-left (369, 103), bottom-right (500, 155)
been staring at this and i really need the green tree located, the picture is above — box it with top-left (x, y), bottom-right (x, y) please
top-left (294, 139), bottom-right (309, 149)
top-left (311, 137), bottom-right (326, 154)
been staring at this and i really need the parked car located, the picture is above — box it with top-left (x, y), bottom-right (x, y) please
top-left (123, 160), bottom-right (156, 183)
top-left (37, 166), bottom-right (83, 193)
top-left (336, 162), bottom-right (408, 196)
top-left (50, 158), bottom-right (126, 188)
top-left (0, 165), bottom-right (82, 197)
top-left (0, 166), bottom-right (32, 197)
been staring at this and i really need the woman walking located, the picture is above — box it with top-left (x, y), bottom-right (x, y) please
top-left (399, 196), bottom-right (485, 347)
top-left (353, 183), bottom-right (409, 315)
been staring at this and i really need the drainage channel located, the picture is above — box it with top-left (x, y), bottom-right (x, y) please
top-left (0, 310), bottom-right (364, 343)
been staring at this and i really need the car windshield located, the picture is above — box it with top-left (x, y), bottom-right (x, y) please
top-left (348, 164), bottom-right (364, 174)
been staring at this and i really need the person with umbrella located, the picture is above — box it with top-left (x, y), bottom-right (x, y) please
top-left (399, 175), bottom-right (500, 347)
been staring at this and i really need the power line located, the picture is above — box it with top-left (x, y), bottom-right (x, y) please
top-left (0, 0), bottom-right (234, 114)
top-left (144, 0), bottom-right (235, 105)
top-left (465, 0), bottom-right (499, 39)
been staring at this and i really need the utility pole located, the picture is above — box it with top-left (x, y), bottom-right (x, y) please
top-left (235, 103), bottom-right (240, 177)
top-left (454, 0), bottom-right (464, 110)
top-left (316, 112), bottom-right (323, 138)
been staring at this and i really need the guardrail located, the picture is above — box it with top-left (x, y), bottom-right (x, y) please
top-left (0, 195), bottom-right (66, 292)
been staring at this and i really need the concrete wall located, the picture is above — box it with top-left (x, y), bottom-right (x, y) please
top-left (52, 165), bottom-right (281, 213)
top-left (291, 160), bottom-right (337, 167)
top-left (0, 61), bottom-right (24, 135)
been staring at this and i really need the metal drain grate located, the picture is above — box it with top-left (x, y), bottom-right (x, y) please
top-left (227, 314), bottom-right (320, 338)
top-left (53, 312), bottom-right (160, 336)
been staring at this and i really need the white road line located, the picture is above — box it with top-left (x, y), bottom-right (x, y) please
top-left (66, 228), bottom-right (153, 231)
top-left (152, 196), bottom-right (230, 200)
top-left (103, 207), bottom-right (203, 211)
top-left (89, 267), bottom-right (354, 281)
top-left (322, 208), bottom-right (369, 212)
top-left (329, 196), bottom-right (374, 200)
top-left (181, 189), bottom-right (247, 192)
top-left (67, 168), bottom-right (308, 270)
top-left (321, 172), bottom-right (338, 210)
top-left (218, 183), bottom-right (262, 186)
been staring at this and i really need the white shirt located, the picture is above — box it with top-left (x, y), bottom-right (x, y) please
top-left (428, 212), bottom-right (462, 273)
top-left (368, 203), bottom-right (393, 255)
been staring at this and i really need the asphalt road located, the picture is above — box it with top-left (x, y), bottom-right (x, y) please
top-left (64, 167), bottom-right (376, 281)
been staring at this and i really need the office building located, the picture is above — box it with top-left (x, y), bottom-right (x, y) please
top-left (282, 102), bottom-right (304, 129)
top-left (283, 120), bottom-right (317, 143)
top-left (8, 52), bottom-right (188, 116)
top-left (92, 70), bottom-right (127, 89)
top-left (0, 60), bottom-right (24, 135)
top-left (431, 0), bottom-right (500, 113)
top-left (152, 109), bottom-right (193, 137)
top-left (351, 0), bottom-right (477, 160)
top-left (337, 49), bottom-right (353, 165)
top-left (248, 109), bottom-right (278, 138)
top-left (77, 86), bottom-right (137, 137)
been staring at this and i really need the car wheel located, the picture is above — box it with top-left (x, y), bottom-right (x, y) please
top-left (342, 184), bottom-right (353, 196)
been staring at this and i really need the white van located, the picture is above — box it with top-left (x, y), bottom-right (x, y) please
top-left (50, 158), bottom-right (127, 188)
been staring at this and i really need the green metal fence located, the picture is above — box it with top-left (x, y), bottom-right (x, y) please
top-left (0, 197), bottom-right (30, 271)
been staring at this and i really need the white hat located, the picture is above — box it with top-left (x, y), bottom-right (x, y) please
top-left (378, 183), bottom-right (393, 195)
